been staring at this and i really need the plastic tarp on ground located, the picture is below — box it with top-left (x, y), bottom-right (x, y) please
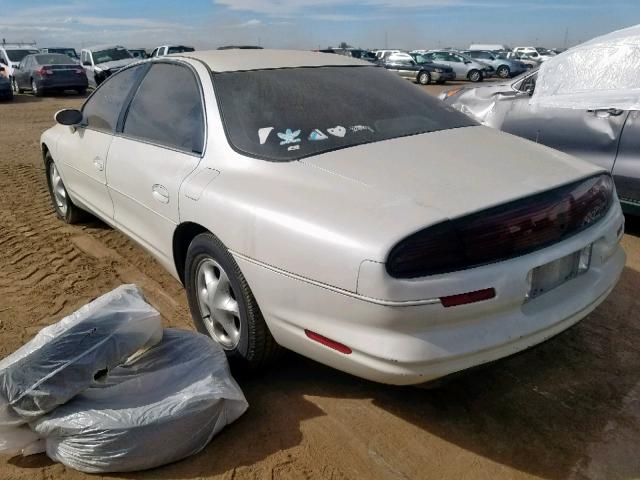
top-left (531, 23), bottom-right (640, 110)
top-left (0, 284), bottom-right (162, 456)
top-left (32, 328), bottom-right (248, 473)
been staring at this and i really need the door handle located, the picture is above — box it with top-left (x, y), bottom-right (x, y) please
top-left (93, 156), bottom-right (104, 171)
top-left (152, 184), bottom-right (169, 204)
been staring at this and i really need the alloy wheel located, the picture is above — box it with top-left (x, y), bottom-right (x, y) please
top-left (195, 257), bottom-right (241, 349)
top-left (49, 162), bottom-right (68, 216)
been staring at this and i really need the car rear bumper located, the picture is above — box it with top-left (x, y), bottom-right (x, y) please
top-left (234, 202), bottom-right (625, 385)
top-left (36, 77), bottom-right (88, 90)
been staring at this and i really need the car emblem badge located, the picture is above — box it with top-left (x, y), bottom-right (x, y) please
top-left (277, 129), bottom-right (301, 145)
top-left (309, 129), bottom-right (328, 141)
top-left (258, 127), bottom-right (274, 145)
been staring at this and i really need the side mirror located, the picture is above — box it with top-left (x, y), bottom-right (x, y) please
top-left (82, 61), bottom-right (91, 67)
top-left (55, 109), bottom-right (83, 126)
top-left (464, 60), bottom-right (471, 64)
top-left (0, 67), bottom-right (4, 73)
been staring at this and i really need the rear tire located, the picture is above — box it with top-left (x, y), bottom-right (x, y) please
top-left (31, 79), bottom-right (43, 97)
top-left (185, 232), bottom-right (281, 371)
top-left (12, 77), bottom-right (23, 94)
top-left (45, 153), bottom-right (86, 224)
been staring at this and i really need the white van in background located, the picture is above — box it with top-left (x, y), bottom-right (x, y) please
top-left (0, 43), bottom-right (39, 81)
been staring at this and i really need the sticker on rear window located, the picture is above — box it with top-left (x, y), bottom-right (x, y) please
top-left (327, 126), bottom-right (346, 138)
top-left (258, 127), bottom-right (274, 145)
top-left (309, 129), bottom-right (328, 141)
top-left (278, 129), bottom-right (301, 145)
top-left (350, 125), bottom-right (375, 133)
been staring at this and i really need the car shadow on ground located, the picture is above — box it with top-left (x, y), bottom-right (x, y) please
top-left (108, 266), bottom-right (640, 480)
top-left (10, 92), bottom-right (87, 104)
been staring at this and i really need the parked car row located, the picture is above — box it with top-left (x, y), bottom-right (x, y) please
top-left (0, 43), bottom-right (197, 99)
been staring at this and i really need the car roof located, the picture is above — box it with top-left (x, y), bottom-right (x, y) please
top-left (174, 49), bottom-right (370, 72)
top-left (83, 45), bottom-right (126, 51)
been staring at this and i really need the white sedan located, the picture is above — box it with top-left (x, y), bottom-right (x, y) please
top-left (41, 50), bottom-right (626, 385)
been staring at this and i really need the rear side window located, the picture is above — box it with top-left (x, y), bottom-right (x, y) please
top-left (82, 65), bottom-right (146, 132)
top-left (123, 63), bottom-right (204, 154)
top-left (214, 66), bottom-right (475, 162)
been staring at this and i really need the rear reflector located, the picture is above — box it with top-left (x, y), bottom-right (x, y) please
top-left (440, 288), bottom-right (496, 308)
top-left (305, 330), bottom-right (352, 354)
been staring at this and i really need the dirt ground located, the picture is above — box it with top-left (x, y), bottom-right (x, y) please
top-left (0, 80), bottom-right (639, 480)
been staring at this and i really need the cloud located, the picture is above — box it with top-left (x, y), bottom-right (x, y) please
top-left (226, 18), bottom-right (263, 28)
top-left (212, 0), bottom-right (596, 18)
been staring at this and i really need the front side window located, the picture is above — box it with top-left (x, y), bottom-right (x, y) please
top-left (82, 65), bottom-right (146, 132)
top-left (123, 63), bottom-right (204, 154)
top-left (214, 66), bottom-right (476, 162)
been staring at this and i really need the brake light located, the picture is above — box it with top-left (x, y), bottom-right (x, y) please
top-left (35, 67), bottom-right (53, 76)
top-left (386, 174), bottom-right (614, 279)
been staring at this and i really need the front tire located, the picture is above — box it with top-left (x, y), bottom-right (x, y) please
top-left (185, 232), bottom-right (280, 371)
top-left (417, 71), bottom-right (431, 85)
top-left (45, 153), bottom-right (85, 224)
top-left (468, 69), bottom-right (483, 82)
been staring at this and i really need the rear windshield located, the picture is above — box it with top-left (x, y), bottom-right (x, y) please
top-left (167, 46), bottom-right (194, 54)
top-left (48, 48), bottom-right (78, 58)
top-left (6, 49), bottom-right (39, 62)
top-left (93, 48), bottom-right (132, 63)
top-left (35, 54), bottom-right (75, 65)
top-left (214, 66), bottom-right (476, 162)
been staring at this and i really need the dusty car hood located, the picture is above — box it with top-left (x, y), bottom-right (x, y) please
top-left (300, 125), bottom-right (602, 220)
top-left (96, 58), bottom-right (136, 70)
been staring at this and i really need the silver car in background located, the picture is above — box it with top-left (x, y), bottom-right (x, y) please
top-left (439, 69), bottom-right (640, 215)
top-left (414, 50), bottom-right (492, 82)
top-left (462, 50), bottom-right (528, 78)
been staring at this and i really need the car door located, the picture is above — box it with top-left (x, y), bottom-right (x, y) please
top-left (106, 61), bottom-right (205, 264)
top-left (502, 72), bottom-right (628, 172)
top-left (15, 57), bottom-right (29, 88)
top-left (612, 110), bottom-right (640, 207)
top-left (81, 51), bottom-right (96, 86)
top-left (55, 65), bottom-right (148, 219)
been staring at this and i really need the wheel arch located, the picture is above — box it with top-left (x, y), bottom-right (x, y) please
top-left (172, 221), bottom-right (210, 284)
top-left (41, 142), bottom-right (51, 166)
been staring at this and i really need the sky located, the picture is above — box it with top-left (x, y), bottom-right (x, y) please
top-left (0, 0), bottom-right (639, 51)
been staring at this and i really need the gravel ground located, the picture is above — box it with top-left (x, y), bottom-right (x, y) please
top-left (0, 80), bottom-right (639, 480)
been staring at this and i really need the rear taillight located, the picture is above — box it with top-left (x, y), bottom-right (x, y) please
top-left (35, 67), bottom-right (53, 76)
top-left (386, 174), bottom-right (614, 279)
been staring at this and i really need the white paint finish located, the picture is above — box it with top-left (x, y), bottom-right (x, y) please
top-left (40, 53), bottom-right (627, 384)
top-left (106, 137), bottom-right (200, 264)
top-left (54, 126), bottom-right (115, 218)
top-left (177, 49), bottom-right (368, 72)
top-left (183, 168), bottom-right (220, 201)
